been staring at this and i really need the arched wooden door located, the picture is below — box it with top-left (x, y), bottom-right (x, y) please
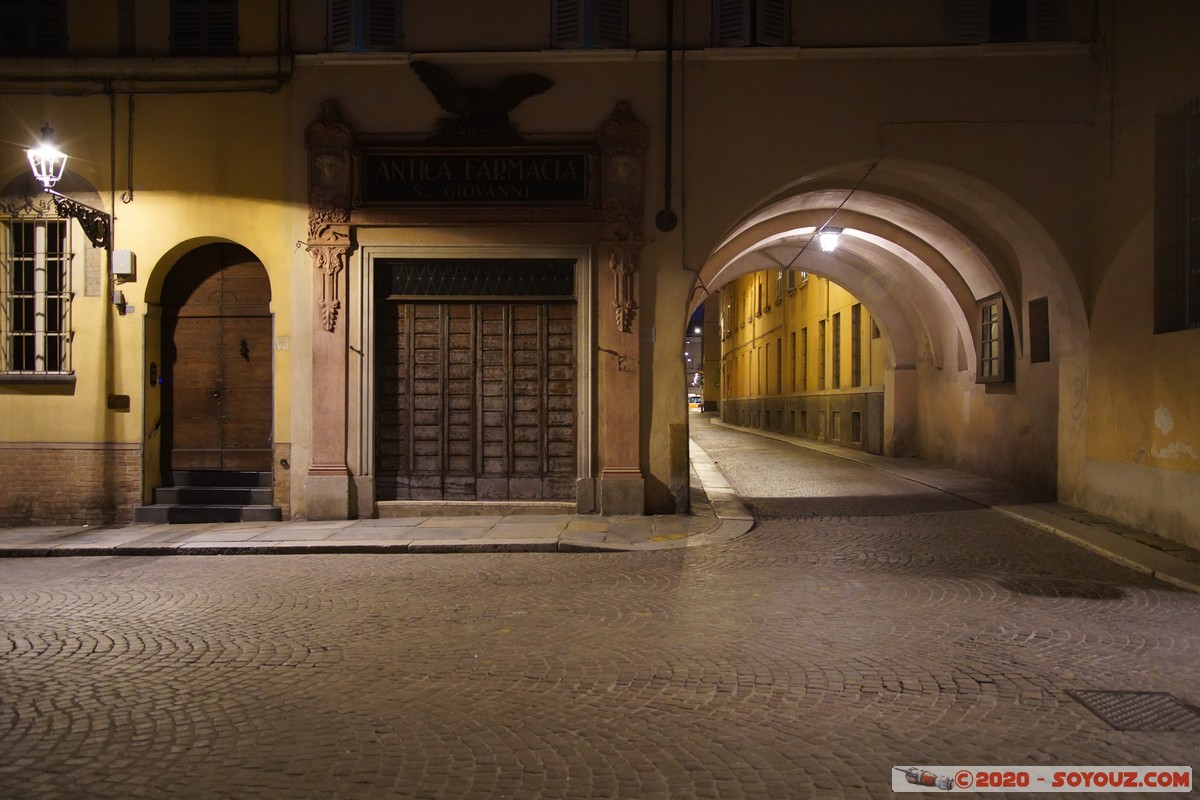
top-left (161, 244), bottom-right (273, 473)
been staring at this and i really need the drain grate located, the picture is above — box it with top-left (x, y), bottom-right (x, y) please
top-left (1068, 690), bottom-right (1200, 732)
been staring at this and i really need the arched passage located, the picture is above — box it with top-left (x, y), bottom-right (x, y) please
top-left (691, 160), bottom-right (1087, 498)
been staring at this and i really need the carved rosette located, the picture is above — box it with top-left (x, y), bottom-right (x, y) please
top-left (599, 102), bottom-right (648, 333)
top-left (306, 101), bottom-right (355, 332)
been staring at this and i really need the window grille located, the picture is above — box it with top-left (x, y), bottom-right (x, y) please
top-left (2, 219), bottom-right (72, 376)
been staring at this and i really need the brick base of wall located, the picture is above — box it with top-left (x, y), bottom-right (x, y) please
top-left (273, 442), bottom-right (292, 520)
top-left (0, 445), bottom-right (141, 526)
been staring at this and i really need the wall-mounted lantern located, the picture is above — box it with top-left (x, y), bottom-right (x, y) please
top-left (26, 124), bottom-right (112, 249)
top-left (819, 226), bottom-right (843, 253)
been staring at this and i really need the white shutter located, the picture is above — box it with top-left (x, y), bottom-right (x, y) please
top-left (946, 0), bottom-right (988, 44)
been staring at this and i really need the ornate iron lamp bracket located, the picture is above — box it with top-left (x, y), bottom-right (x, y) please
top-left (49, 191), bottom-right (111, 249)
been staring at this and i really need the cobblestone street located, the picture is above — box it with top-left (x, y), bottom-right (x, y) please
top-left (1, 418), bottom-right (1197, 799)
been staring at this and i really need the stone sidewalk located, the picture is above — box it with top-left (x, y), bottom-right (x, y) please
top-left (1, 416), bottom-right (1197, 595)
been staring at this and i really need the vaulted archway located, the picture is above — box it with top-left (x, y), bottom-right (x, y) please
top-left (691, 160), bottom-right (1088, 499)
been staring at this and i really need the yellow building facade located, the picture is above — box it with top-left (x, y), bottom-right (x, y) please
top-left (0, 1), bottom-right (1197, 553)
top-left (718, 270), bottom-right (889, 454)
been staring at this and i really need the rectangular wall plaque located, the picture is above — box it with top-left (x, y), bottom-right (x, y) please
top-left (359, 148), bottom-right (595, 207)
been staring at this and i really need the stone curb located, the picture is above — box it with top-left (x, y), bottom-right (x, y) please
top-left (0, 435), bottom-right (755, 558)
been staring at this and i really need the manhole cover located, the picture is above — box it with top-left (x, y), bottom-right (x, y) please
top-left (1068, 690), bottom-right (1200, 732)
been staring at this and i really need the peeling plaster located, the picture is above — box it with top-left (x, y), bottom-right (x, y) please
top-left (1151, 442), bottom-right (1200, 461)
top-left (1154, 405), bottom-right (1175, 435)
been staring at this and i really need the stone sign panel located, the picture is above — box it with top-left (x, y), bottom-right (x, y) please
top-left (358, 149), bottom-right (596, 206)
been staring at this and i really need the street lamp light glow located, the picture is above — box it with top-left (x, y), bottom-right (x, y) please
top-left (819, 227), bottom-right (842, 252)
top-left (26, 124), bottom-right (68, 191)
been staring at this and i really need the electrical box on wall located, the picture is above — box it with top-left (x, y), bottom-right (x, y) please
top-left (112, 249), bottom-right (136, 278)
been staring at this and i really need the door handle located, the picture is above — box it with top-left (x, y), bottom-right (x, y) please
top-left (240, 339), bottom-right (250, 360)
top-left (212, 390), bottom-right (221, 398)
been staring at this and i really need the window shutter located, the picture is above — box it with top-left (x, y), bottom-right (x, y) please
top-left (1154, 107), bottom-right (1185, 333)
top-left (946, 0), bottom-right (988, 44)
top-left (171, 0), bottom-right (206, 54)
top-left (1028, 0), bottom-right (1065, 41)
top-left (1187, 100), bottom-right (1200, 327)
top-left (713, 0), bottom-right (751, 46)
top-left (329, 0), bottom-right (353, 50)
top-left (365, 0), bottom-right (400, 50)
top-left (553, 0), bottom-right (584, 48)
top-left (595, 0), bottom-right (627, 48)
top-left (755, 0), bottom-right (789, 46)
top-left (207, 0), bottom-right (239, 54)
top-left (34, 1), bottom-right (68, 56)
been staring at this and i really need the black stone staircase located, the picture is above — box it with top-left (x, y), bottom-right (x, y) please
top-left (133, 470), bottom-right (282, 523)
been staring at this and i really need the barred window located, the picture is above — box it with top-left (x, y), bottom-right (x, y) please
top-left (2, 219), bottom-right (73, 376)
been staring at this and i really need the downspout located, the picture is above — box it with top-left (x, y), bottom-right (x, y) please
top-left (655, 0), bottom-right (677, 232)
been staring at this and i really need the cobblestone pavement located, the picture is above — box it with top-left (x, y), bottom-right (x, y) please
top-left (2, 420), bottom-right (1198, 799)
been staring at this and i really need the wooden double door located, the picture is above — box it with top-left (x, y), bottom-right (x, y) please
top-left (162, 245), bottom-right (273, 473)
top-left (376, 301), bottom-right (576, 501)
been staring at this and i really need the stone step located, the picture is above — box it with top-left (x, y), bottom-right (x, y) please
top-left (154, 486), bottom-right (274, 506)
top-left (132, 504), bottom-right (283, 524)
top-left (171, 470), bottom-right (272, 488)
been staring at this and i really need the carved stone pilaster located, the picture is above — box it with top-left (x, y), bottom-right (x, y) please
top-left (306, 229), bottom-right (350, 333)
top-left (305, 101), bottom-right (355, 333)
top-left (608, 244), bottom-right (639, 333)
top-left (599, 102), bottom-right (648, 333)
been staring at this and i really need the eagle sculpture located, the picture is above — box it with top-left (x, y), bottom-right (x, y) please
top-left (410, 60), bottom-right (554, 145)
